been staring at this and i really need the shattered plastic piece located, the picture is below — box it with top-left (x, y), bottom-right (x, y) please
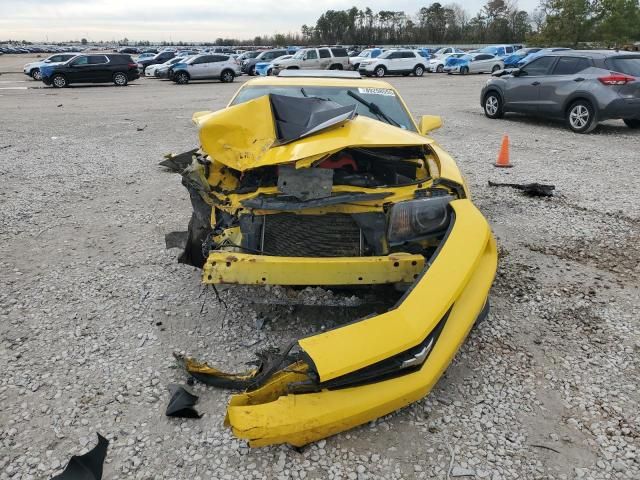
top-left (165, 384), bottom-right (202, 419)
top-left (175, 343), bottom-right (299, 390)
top-left (51, 433), bottom-right (108, 480)
top-left (159, 149), bottom-right (198, 173)
top-left (488, 181), bottom-right (555, 197)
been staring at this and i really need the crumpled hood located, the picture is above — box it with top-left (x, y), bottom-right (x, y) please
top-left (193, 94), bottom-right (432, 171)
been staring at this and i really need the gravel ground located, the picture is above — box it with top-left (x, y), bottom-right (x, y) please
top-left (1, 54), bottom-right (638, 480)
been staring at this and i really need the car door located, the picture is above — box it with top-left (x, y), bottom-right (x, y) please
top-left (67, 55), bottom-right (91, 82)
top-left (207, 55), bottom-right (228, 78)
top-left (503, 56), bottom-right (558, 112)
top-left (318, 48), bottom-right (332, 69)
top-left (87, 55), bottom-right (111, 82)
top-left (302, 49), bottom-right (319, 69)
top-left (385, 51), bottom-right (403, 72)
top-left (189, 56), bottom-right (211, 79)
top-left (402, 51), bottom-right (417, 71)
top-left (537, 56), bottom-right (592, 115)
top-left (470, 54), bottom-right (489, 73)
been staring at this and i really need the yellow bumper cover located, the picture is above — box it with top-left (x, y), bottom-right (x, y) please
top-left (202, 252), bottom-right (426, 286)
top-left (222, 199), bottom-right (497, 447)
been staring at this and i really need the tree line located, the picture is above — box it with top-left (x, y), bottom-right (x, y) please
top-left (213, 0), bottom-right (638, 47)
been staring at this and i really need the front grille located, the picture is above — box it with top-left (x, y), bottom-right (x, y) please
top-left (262, 213), bottom-right (362, 257)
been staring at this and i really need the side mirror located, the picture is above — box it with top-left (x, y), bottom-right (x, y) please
top-left (419, 115), bottom-right (443, 135)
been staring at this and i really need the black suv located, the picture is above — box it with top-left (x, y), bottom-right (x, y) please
top-left (137, 51), bottom-right (175, 73)
top-left (40, 54), bottom-right (140, 88)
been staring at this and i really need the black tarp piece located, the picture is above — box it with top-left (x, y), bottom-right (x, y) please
top-left (488, 181), bottom-right (555, 197)
top-left (270, 94), bottom-right (357, 144)
top-left (51, 433), bottom-right (109, 480)
top-left (165, 384), bottom-right (202, 419)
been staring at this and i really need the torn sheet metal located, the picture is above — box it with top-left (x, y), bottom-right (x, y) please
top-left (52, 433), bottom-right (108, 480)
top-left (193, 95), bottom-right (431, 172)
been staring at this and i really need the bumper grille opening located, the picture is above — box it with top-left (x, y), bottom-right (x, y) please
top-left (261, 213), bottom-right (362, 257)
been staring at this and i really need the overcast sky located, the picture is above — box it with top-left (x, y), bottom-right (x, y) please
top-left (0, 0), bottom-right (541, 42)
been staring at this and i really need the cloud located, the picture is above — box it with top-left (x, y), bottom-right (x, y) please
top-left (0, 0), bottom-right (540, 42)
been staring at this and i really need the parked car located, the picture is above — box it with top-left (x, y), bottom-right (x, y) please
top-left (145, 56), bottom-right (185, 77)
top-left (165, 70), bottom-right (497, 448)
top-left (137, 51), bottom-right (175, 73)
top-left (427, 52), bottom-right (465, 73)
top-left (478, 45), bottom-right (518, 58)
top-left (242, 49), bottom-right (290, 75)
top-left (481, 51), bottom-right (640, 133)
top-left (444, 53), bottom-right (504, 75)
top-left (516, 48), bottom-right (571, 67)
top-left (170, 54), bottom-right (241, 84)
top-left (348, 48), bottom-right (383, 71)
top-left (432, 47), bottom-right (465, 58)
top-left (40, 54), bottom-right (139, 88)
top-left (255, 55), bottom-right (292, 76)
top-left (503, 47), bottom-right (543, 68)
top-left (117, 47), bottom-right (140, 54)
top-left (23, 53), bottom-right (80, 80)
top-left (272, 47), bottom-right (350, 74)
top-left (359, 49), bottom-right (428, 77)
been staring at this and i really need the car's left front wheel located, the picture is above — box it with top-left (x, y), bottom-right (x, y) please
top-left (113, 72), bottom-right (128, 86)
top-left (484, 92), bottom-right (504, 119)
top-left (31, 69), bottom-right (42, 80)
top-left (220, 70), bottom-right (235, 83)
top-left (52, 74), bottom-right (67, 88)
top-left (491, 64), bottom-right (501, 73)
top-left (414, 65), bottom-right (425, 77)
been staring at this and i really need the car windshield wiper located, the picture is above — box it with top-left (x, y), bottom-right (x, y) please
top-left (347, 90), bottom-right (402, 128)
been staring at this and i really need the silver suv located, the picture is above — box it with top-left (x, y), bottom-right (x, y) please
top-left (272, 47), bottom-right (350, 74)
top-left (481, 51), bottom-right (640, 133)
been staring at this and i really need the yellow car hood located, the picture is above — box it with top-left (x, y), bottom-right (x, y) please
top-left (193, 94), bottom-right (433, 172)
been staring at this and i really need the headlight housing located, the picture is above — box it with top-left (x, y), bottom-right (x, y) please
top-left (387, 195), bottom-right (453, 245)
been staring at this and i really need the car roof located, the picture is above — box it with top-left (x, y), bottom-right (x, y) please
top-left (541, 50), bottom-right (639, 59)
top-left (241, 75), bottom-right (399, 90)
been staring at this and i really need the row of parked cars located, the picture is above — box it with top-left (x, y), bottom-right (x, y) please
top-left (1, 45), bottom-right (82, 55)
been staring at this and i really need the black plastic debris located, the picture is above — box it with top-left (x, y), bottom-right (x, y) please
top-left (488, 181), bottom-right (555, 197)
top-left (51, 433), bottom-right (108, 480)
top-left (165, 384), bottom-right (202, 419)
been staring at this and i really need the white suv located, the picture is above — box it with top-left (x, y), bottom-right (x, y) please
top-left (170, 54), bottom-right (241, 84)
top-left (358, 50), bottom-right (427, 77)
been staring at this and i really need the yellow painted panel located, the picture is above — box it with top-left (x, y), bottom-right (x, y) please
top-left (202, 253), bottom-right (425, 286)
top-left (226, 233), bottom-right (497, 446)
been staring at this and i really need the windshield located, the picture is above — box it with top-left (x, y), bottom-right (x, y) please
top-left (292, 50), bottom-right (306, 59)
top-left (231, 85), bottom-right (416, 131)
top-left (377, 50), bottom-right (394, 59)
top-left (434, 48), bottom-right (447, 56)
top-left (359, 50), bottom-right (372, 58)
top-left (480, 47), bottom-right (498, 54)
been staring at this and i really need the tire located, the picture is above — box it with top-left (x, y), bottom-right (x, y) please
top-left (461, 66), bottom-right (469, 75)
top-left (623, 119), bottom-right (640, 129)
top-left (220, 69), bottom-right (235, 83)
top-left (52, 74), bottom-right (67, 88)
top-left (113, 72), bottom-right (128, 86)
top-left (414, 65), bottom-right (425, 77)
top-left (491, 64), bottom-right (501, 73)
top-left (267, 68), bottom-right (273, 76)
top-left (374, 66), bottom-right (386, 77)
top-left (353, 63), bottom-right (360, 71)
top-left (484, 91), bottom-right (504, 119)
top-left (174, 72), bottom-right (189, 85)
top-left (436, 64), bottom-right (444, 73)
top-left (31, 69), bottom-right (42, 81)
top-left (249, 66), bottom-right (255, 76)
top-left (566, 100), bottom-right (597, 133)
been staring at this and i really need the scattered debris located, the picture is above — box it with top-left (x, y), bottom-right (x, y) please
top-left (136, 125), bottom-right (147, 132)
top-left (165, 384), bottom-right (202, 419)
top-left (450, 466), bottom-right (476, 477)
top-left (0, 144), bottom-right (11, 149)
top-left (530, 443), bottom-right (561, 454)
top-left (488, 181), bottom-right (555, 197)
top-left (57, 104), bottom-right (63, 107)
top-left (52, 433), bottom-right (108, 480)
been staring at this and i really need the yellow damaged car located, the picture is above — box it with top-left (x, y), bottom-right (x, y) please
top-left (163, 71), bottom-right (497, 447)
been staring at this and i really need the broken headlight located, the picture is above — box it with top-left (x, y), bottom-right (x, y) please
top-left (387, 195), bottom-right (452, 244)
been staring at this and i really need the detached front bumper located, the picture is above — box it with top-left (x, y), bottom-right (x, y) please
top-left (218, 199), bottom-right (497, 446)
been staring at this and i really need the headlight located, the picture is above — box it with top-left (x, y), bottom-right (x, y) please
top-left (387, 195), bottom-right (453, 244)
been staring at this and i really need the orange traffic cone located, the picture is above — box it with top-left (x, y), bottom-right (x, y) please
top-left (494, 134), bottom-right (512, 168)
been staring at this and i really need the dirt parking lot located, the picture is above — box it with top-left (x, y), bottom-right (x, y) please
top-left (1, 54), bottom-right (638, 480)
